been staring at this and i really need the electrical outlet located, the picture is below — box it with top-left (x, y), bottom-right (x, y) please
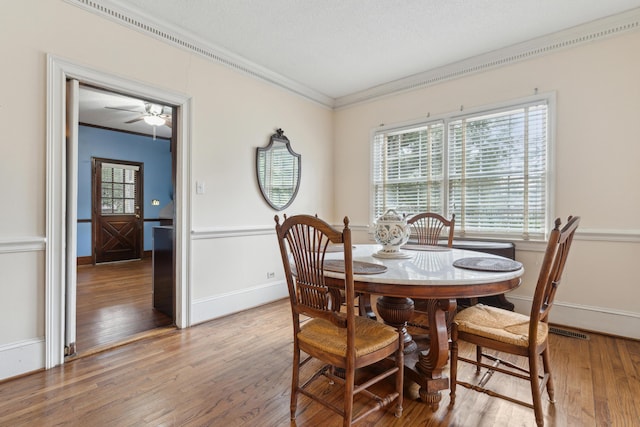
top-left (267, 272), bottom-right (275, 279)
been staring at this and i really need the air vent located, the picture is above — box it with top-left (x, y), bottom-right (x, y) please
top-left (549, 327), bottom-right (589, 340)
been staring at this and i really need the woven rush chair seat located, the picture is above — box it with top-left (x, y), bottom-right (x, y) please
top-left (455, 304), bottom-right (549, 347)
top-left (299, 316), bottom-right (399, 359)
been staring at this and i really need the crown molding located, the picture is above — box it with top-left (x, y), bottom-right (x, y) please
top-left (64, 0), bottom-right (334, 108)
top-left (65, 1), bottom-right (640, 110)
top-left (334, 7), bottom-right (640, 108)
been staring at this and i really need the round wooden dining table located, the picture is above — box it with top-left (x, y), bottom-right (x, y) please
top-left (322, 244), bottom-right (523, 409)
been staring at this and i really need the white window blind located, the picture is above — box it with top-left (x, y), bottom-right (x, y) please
top-left (372, 122), bottom-right (445, 218)
top-left (372, 98), bottom-right (550, 240)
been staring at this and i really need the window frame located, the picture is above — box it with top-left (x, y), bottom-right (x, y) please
top-left (370, 92), bottom-right (556, 242)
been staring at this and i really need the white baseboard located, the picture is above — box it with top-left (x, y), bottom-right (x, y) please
top-left (0, 338), bottom-right (45, 381)
top-left (509, 296), bottom-right (640, 340)
top-left (191, 280), bottom-right (289, 325)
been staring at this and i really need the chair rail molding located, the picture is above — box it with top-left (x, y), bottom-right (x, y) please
top-left (191, 223), bottom-right (372, 240)
top-left (0, 237), bottom-right (46, 254)
top-left (191, 225), bottom-right (274, 240)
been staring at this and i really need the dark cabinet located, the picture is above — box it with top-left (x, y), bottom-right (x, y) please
top-left (152, 226), bottom-right (174, 317)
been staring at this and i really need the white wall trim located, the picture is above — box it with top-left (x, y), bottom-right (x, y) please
top-left (63, 0), bottom-right (333, 108)
top-left (574, 228), bottom-right (640, 243)
top-left (0, 237), bottom-right (46, 254)
top-left (508, 295), bottom-right (640, 340)
top-left (190, 225), bottom-right (640, 244)
top-left (63, 0), bottom-right (640, 110)
top-left (0, 338), bottom-right (45, 381)
top-left (46, 54), bottom-right (193, 370)
top-left (335, 8), bottom-right (640, 108)
top-left (515, 229), bottom-right (640, 252)
top-left (191, 281), bottom-right (288, 325)
top-left (191, 226), bottom-right (274, 240)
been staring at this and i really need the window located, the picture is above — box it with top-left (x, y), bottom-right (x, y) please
top-left (372, 96), bottom-right (552, 240)
top-left (100, 162), bottom-right (139, 215)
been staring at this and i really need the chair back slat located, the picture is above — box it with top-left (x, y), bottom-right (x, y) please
top-left (275, 215), bottom-right (353, 328)
top-left (407, 213), bottom-right (455, 247)
top-left (530, 216), bottom-right (580, 336)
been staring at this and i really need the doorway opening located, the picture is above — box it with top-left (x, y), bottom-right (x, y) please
top-left (71, 84), bottom-right (177, 358)
top-left (47, 55), bottom-right (191, 369)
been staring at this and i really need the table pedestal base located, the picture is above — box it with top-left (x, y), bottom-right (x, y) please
top-left (375, 296), bottom-right (417, 353)
top-left (370, 295), bottom-right (457, 410)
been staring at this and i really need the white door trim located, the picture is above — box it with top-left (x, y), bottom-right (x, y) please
top-left (46, 55), bottom-right (192, 368)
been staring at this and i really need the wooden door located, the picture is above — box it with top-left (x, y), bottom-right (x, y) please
top-left (93, 158), bottom-right (143, 263)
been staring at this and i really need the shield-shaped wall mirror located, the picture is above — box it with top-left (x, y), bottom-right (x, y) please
top-left (256, 128), bottom-right (301, 210)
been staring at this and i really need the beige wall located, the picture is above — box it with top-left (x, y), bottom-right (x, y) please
top-left (334, 31), bottom-right (640, 337)
top-left (0, 0), bottom-right (332, 378)
top-left (1, 0), bottom-right (639, 380)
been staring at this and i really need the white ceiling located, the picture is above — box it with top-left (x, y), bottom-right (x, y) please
top-left (112, 0), bottom-right (640, 98)
top-left (79, 0), bottom-right (640, 136)
top-left (79, 85), bottom-right (173, 139)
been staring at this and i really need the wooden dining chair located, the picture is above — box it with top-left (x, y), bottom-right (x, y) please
top-left (405, 213), bottom-right (455, 335)
top-left (275, 214), bottom-right (404, 426)
top-left (449, 216), bottom-right (580, 427)
top-left (406, 212), bottom-right (455, 247)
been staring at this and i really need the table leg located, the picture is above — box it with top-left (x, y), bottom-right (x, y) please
top-left (357, 293), bottom-right (377, 319)
top-left (414, 298), bottom-right (457, 409)
top-left (375, 296), bottom-right (417, 353)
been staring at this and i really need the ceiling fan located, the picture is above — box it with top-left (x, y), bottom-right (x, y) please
top-left (106, 102), bottom-right (172, 127)
top-left (105, 101), bottom-right (172, 139)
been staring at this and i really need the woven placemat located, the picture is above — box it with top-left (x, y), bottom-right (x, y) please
top-left (453, 257), bottom-right (523, 272)
top-left (323, 260), bottom-right (387, 275)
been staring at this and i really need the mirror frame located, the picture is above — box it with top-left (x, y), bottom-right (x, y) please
top-left (256, 128), bottom-right (301, 211)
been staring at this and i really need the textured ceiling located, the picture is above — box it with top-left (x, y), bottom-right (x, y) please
top-left (111, 0), bottom-right (640, 98)
top-left (78, 0), bottom-right (640, 136)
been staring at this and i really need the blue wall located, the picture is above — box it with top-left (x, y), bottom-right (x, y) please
top-left (77, 125), bottom-right (173, 257)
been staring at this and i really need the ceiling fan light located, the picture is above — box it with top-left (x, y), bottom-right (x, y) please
top-left (143, 115), bottom-right (165, 126)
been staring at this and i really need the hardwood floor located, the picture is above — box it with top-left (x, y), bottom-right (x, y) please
top-left (1, 299), bottom-right (638, 426)
top-left (74, 258), bottom-right (173, 357)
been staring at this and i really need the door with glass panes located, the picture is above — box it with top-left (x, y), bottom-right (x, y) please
top-left (92, 158), bottom-right (143, 263)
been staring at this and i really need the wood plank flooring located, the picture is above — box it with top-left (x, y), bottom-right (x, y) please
top-left (75, 258), bottom-right (173, 357)
top-left (1, 298), bottom-right (639, 426)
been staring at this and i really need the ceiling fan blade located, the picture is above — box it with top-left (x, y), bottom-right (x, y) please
top-left (106, 106), bottom-right (144, 113)
top-left (165, 117), bottom-right (173, 128)
top-left (125, 117), bottom-right (145, 124)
